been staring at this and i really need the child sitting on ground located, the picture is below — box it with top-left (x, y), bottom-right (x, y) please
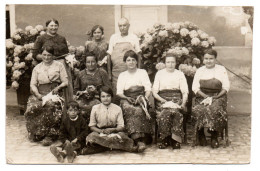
top-left (50, 101), bottom-right (89, 163)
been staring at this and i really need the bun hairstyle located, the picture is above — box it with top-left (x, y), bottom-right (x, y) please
top-left (123, 50), bottom-right (138, 62)
top-left (46, 18), bottom-right (59, 27)
top-left (91, 25), bottom-right (104, 36)
top-left (41, 46), bottom-right (55, 55)
top-left (100, 86), bottom-right (113, 97)
top-left (204, 49), bottom-right (217, 58)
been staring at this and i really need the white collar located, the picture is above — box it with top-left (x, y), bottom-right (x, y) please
top-left (69, 115), bottom-right (78, 121)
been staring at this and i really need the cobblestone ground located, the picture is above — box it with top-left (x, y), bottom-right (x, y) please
top-left (6, 106), bottom-right (251, 164)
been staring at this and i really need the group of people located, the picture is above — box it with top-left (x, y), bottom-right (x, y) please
top-left (23, 17), bottom-right (230, 163)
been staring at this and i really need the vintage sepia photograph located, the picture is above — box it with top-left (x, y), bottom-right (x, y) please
top-left (5, 2), bottom-right (254, 165)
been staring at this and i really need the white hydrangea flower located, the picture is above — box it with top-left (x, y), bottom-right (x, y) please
top-left (164, 23), bottom-right (173, 31)
top-left (25, 26), bottom-right (34, 32)
top-left (155, 62), bottom-right (166, 70)
top-left (25, 53), bottom-right (33, 61)
top-left (208, 37), bottom-right (217, 45)
top-left (158, 30), bottom-right (168, 37)
top-left (6, 61), bottom-right (13, 68)
top-left (172, 23), bottom-right (181, 30)
top-left (180, 28), bottom-right (189, 37)
top-left (181, 47), bottom-right (189, 55)
top-left (12, 70), bottom-right (22, 79)
top-left (189, 30), bottom-right (198, 38)
top-left (30, 28), bottom-right (38, 36)
top-left (14, 57), bottom-right (20, 62)
top-left (19, 62), bottom-right (26, 69)
top-left (6, 39), bottom-right (15, 49)
top-left (13, 34), bottom-right (21, 40)
top-left (201, 41), bottom-right (209, 48)
top-left (191, 38), bottom-right (201, 46)
top-left (35, 25), bottom-right (44, 32)
top-left (199, 32), bottom-right (209, 39)
top-left (40, 31), bottom-right (46, 35)
top-left (11, 81), bottom-right (19, 89)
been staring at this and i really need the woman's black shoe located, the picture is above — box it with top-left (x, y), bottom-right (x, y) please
top-left (211, 131), bottom-right (219, 148)
top-left (198, 129), bottom-right (207, 146)
top-left (171, 140), bottom-right (181, 149)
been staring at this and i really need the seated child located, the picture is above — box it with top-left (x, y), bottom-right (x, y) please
top-left (50, 101), bottom-right (89, 163)
top-left (81, 86), bottom-right (143, 155)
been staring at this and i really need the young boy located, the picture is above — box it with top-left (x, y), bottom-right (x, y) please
top-left (50, 101), bottom-right (89, 163)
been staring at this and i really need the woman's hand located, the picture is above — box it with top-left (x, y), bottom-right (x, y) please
top-left (127, 97), bottom-right (136, 104)
top-left (71, 138), bottom-right (78, 144)
top-left (181, 103), bottom-right (187, 112)
top-left (160, 98), bottom-right (167, 103)
top-left (103, 128), bottom-right (114, 134)
top-left (52, 87), bottom-right (60, 94)
top-left (36, 94), bottom-right (43, 100)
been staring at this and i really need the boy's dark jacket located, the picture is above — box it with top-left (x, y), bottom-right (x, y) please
top-left (59, 115), bottom-right (89, 145)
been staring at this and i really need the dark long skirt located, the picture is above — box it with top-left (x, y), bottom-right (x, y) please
top-left (192, 78), bottom-right (228, 133)
top-left (24, 83), bottom-right (64, 142)
top-left (155, 90), bottom-right (184, 143)
top-left (86, 132), bottom-right (136, 152)
top-left (120, 86), bottom-right (153, 142)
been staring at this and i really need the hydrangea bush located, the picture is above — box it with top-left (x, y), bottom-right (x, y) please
top-left (137, 21), bottom-right (216, 81)
top-left (6, 25), bottom-right (45, 89)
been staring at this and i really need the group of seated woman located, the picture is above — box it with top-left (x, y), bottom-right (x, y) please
top-left (24, 18), bottom-right (230, 163)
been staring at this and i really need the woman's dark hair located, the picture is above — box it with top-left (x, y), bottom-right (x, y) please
top-left (67, 101), bottom-right (79, 110)
top-left (91, 25), bottom-right (104, 37)
top-left (41, 46), bottom-right (55, 55)
top-left (85, 51), bottom-right (98, 62)
top-left (163, 53), bottom-right (177, 63)
top-left (46, 18), bottom-right (59, 27)
top-left (123, 50), bottom-right (138, 62)
top-left (204, 49), bottom-right (217, 58)
top-left (100, 86), bottom-right (113, 97)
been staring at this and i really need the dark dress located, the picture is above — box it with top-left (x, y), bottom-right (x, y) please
top-left (74, 68), bottom-right (112, 124)
top-left (85, 40), bottom-right (108, 71)
top-left (33, 33), bottom-right (73, 105)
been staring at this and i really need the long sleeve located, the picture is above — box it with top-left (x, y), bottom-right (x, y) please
top-left (116, 108), bottom-right (124, 128)
top-left (133, 35), bottom-right (141, 53)
top-left (59, 63), bottom-right (68, 84)
top-left (76, 118), bottom-right (89, 142)
top-left (192, 68), bottom-right (201, 94)
top-left (59, 120), bottom-right (69, 143)
top-left (152, 71), bottom-right (160, 93)
top-left (179, 72), bottom-right (189, 94)
top-left (141, 70), bottom-right (152, 92)
top-left (30, 67), bottom-right (38, 86)
top-left (32, 36), bottom-right (43, 59)
top-left (100, 69), bottom-right (112, 89)
top-left (107, 34), bottom-right (115, 55)
top-left (74, 74), bottom-right (81, 93)
top-left (88, 106), bottom-right (97, 127)
top-left (221, 67), bottom-right (230, 92)
top-left (116, 73), bottom-right (124, 95)
top-left (61, 37), bottom-right (69, 54)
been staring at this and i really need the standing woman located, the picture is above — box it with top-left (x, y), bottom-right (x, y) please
top-left (74, 52), bottom-right (111, 124)
top-left (192, 49), bottom-right (230, 148)
top-left (25, 46), bottom-right (68, 146)
top-left (152, 54), bottom-right (188, 149)
top-left (33, 18), bottom-right (73, 105)
top-left (117, 50), bottom-right (153, 151)
top-left (85, 25), bottom-right (108, 71)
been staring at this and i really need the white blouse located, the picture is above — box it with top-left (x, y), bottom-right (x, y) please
top-left (153, 69), bottom-right (189, 94)
top-left (192, 64), bottom-right (230, 94)
top-left (117, 69), bottom-right (152, 95)
top-left (107, 33), bottom-right (141, 55)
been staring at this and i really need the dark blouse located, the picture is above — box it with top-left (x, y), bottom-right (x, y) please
top-left (85, 40), bottom-right (108, 62)
top-left (74, 68), bottom-right (111, 92)
top-left (59, 115), bottom-right (89, 144)
top-left (32, 33), bottom-right (69, 59)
